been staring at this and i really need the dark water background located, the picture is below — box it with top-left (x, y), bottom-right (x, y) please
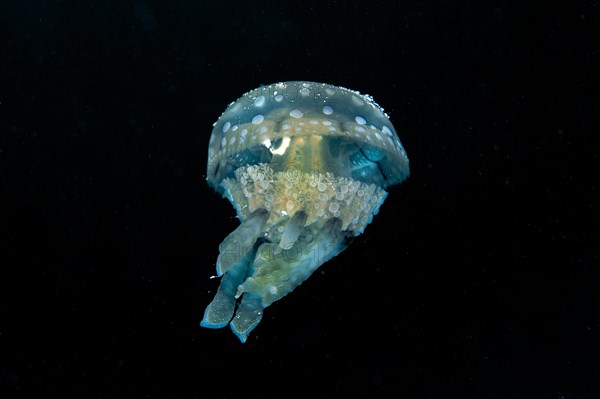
top-left (1, 1), bottom-right (598, 398)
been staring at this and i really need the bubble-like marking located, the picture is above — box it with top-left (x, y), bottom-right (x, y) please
top-left (221, 137), bottom-right (227, 147)
top-left (282, 123), bottom-right (291, 130)
top-left (229, 136), bottom-right (236, 145)
top-left (335, 192), bottom-right (345, 201)
top-left (254, 95), bottom-right (266, 107)
top-left (252, 115), bottom-right (264, 124)
top-left (222, 121), bottom-right (231, 133)
top-left (325, 88), bottom-right (335, 96)
top-left (322, 120), bottom-right (332, 126)
top-left (329, 203), bottom-right (340, 213)
top-left (300, 87), bottom-right (310, 96)
top-left (375, 132), bottom-right (383, 141)
top-left (275, 94), bottom-right (283, 102)
top-left (317, 182), bottom-right (327, 192)
top-left (310, 119), bottom-right (319, 125)
top-left (232, 125), bottom-right (238, 131)
top-left (318, 193), bottom-right (329, 202)
top-left (290, 109), bottom-right (303, 118)
top-left (361, 215), bottom-right (369, 227)
top-left (355, 116), bottom-right (367, 125)
top-left (355, 126), bottom-right (366, 133)
top-left (231, 99), bottom-right (243, 111)
top-left (382, 125), bottom-right (393, 136)
top-left (352, 95), bottom-right (364, 106)
top-left (260, 125), bottom-right (268, 133)
top-left (323, 105), bottom-right (333, 115)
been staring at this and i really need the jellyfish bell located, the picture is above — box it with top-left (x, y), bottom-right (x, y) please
top-left (201, 81), bottom-right (409, 342)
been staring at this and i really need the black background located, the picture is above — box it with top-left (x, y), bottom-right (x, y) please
top-left (1, 0), bottom-right (598, 398)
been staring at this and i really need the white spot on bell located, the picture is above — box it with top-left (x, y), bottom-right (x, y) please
top-left (290, 109), bottom-right (303, 118)
top-left (323, 105), bottom-right (333, 115)
top-left (252, 115), bottom-right (264, 124)
top-left (254, 95), bottom-right (266, 107)
top-left (352, 95), bottom-right (364, 106)
top-left (355, 116), bottom-right (367, 125)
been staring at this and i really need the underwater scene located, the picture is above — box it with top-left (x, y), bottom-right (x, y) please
top-left (1, 1), bottom-right (596, 398)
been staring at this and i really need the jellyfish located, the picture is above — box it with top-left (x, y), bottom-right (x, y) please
top-left (200, 81), bottom-right (409, 342)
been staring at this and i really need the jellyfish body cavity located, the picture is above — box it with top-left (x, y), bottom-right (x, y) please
top-left (201, 81), bottom-right (409, 342)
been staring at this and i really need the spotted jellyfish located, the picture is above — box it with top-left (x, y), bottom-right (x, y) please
top-left (200, 81), bottom-right (409, 342)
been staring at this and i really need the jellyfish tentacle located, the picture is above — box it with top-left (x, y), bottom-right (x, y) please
top-left (238, 217), bottom-right (349, 308)
top-left (230, 292), bottom-right (263, 343)
top-left (279, 210), bottom-right (308, 250)
top-left (200, 259), bottom-right (248, 329)
top-left (216, 208), bottom-right (269, 276)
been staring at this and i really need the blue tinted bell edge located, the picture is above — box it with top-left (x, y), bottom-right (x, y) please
top-left (238, 82), bottom-right (342, 106)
